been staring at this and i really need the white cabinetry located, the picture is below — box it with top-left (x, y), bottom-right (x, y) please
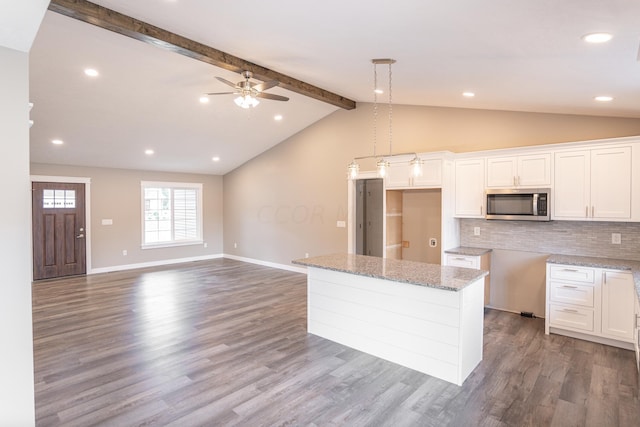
top-left (601, 270), bottom-right (636, 341)
top-left (445, 252), bottom-right (491, 305)
top-left (546, 263), bottom-right (635, 349)
top-left (486, 154), bottom-right (551, 188)
top-left (553, 146), bottom-right (631, 220)
top-left (635, 296), bottom-right (640, 371)
top-left (454, 158), bottom-right (485, 217)
top-left (386, 158), bottom-right (442, 189)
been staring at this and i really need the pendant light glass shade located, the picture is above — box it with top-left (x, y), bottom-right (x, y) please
top-left (410, 156), bottom-right (423, 177)
top-left (348, 160), bottom-right (360, 180)
top-left (376, 158), bottom-right (390, 178)
top-left (234, 94), bottom-right (260, 109)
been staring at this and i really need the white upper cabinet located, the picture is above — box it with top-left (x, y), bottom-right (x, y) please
top-left (486, 154), bottom-right (551, 188)
top-left (454, 158), bottom-right (485, 217)
top-left (554, 146), bottom-right (631, 221)
top-left (385, 157), bottom-right (442, 189)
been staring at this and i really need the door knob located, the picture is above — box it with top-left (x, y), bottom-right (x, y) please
top-left (76, 234), bottom-right (85, 239)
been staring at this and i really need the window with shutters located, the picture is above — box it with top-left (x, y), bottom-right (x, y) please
top-left (141, 181), bottom-right (203, 248)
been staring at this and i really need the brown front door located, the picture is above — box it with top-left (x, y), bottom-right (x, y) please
top-left (32, 182), bottom-right (86, 280)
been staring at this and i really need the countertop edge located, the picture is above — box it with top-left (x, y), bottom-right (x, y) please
top-left (293, 254), bottom-right (488, 292)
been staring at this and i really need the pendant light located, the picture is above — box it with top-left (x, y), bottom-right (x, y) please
top-left (347, 58), bottom-right (423, 180)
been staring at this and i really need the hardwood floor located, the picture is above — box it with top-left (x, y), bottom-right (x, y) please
top-left (32, 259), bottom-right (640, 426)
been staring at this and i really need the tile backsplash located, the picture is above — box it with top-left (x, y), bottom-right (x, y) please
top-left (460, 219), bottom-right (640, 261)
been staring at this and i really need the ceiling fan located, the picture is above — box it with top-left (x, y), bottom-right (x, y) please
top-left (207, 71), bottom-right (289, 108)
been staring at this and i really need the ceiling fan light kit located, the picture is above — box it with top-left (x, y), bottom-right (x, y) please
top-left (348, 58), bottom-right (423, 180)
top-left (207, 70), bottom-right (289, 109)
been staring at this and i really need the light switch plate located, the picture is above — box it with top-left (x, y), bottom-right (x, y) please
top-left (336, 220), bottom-right (346, 228)
top-left (474, 227), bottom-right (480, 236)
top-left (102, 219), bottom-right (113, 225)
top-left (612, 233), bottom-right (621, 244)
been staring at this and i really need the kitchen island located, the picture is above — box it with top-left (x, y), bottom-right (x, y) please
top-left (292, 253), bottom-right (489, 386)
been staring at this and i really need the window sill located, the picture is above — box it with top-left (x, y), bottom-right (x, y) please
top-left (141, 240), bottom-right (204, 250)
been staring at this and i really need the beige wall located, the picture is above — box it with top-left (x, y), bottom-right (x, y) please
top-left (30, 163), bottom-right (223, 270)
top-left (223, 102), bottom-right (640, 266)
top-left (401, 189), bottom-right (442, 264)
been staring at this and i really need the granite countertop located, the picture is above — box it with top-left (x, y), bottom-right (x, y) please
top-left (292, 253), bottom-right (488, 292)
top-left (444, 247), bottom-right (493, 256)
top-left (547, 254), bottom-right (640, 303)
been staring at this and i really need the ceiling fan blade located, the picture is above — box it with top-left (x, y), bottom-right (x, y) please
top-left (255, 92), bottom-right (289, 102)
top-left (215, 76), bottom-right (240, 89)
top-left (205, 92), bottom-right (237, 95)
top-left (253, 80), bottom-right (279, 92)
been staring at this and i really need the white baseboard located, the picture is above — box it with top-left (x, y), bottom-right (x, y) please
top-left (223, 254), bottom-right (307, 274)
top-left (89, 254), bottom-right (224, 274)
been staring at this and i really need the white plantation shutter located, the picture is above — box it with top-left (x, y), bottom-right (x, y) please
top-left (141, 182), bottom-right (202, 248)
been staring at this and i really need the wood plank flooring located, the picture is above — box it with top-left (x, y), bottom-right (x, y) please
top-left (32, 258), bottom-right (640, 426)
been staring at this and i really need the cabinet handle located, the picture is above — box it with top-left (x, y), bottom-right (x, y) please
top-left (513, 176), bottom-right (516, 186)
top-left (592, 206), bottom-right (595, 217)
top-left (455, 257), bottom-right (466, 261)
top-left (585, 206), bottom-right (588, 217)
top-left (603, 272), bottom-right (606, 284)
top-left (480, 206), bottom-right (483, 215)
top-left (561, 285), bottom-right (578, 289)
top-left (561, 308), bottom-right (579, 313)
top-left (563, 268), bottom-right (579, 272)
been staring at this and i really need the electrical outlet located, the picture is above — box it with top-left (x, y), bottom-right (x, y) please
top-left (429, 238), bottom-right (437, 248)
top-left (234, 242), bottom-right (237, 249)
top-left (122, 249), bottom-right (127, 256)
top-left (305, 253), bottom-right (309, 258)
top-left (611, 233), bottom-right (621, 244)
top-left (474, 227), bottom-right (480, 236)
top-left (203, 242), bottom-right (207, 248)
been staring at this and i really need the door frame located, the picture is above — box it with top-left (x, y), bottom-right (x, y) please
top-left (347, 171), bottom-right (386, 256)
top-left (30, 175), bottom-right (92, 276)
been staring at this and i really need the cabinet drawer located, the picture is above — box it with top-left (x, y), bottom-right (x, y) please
top-left (549, 304), bottom-right (594, 332)
top-left (549, 265), bottom-right (595, 284)
top-left (549, 281), bottom-right (594, 307)
top-left (446, 255), bottom-right (479, 269)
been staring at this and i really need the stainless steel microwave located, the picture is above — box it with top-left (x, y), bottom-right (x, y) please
top-left (485, 188), bottom-right (551, 221)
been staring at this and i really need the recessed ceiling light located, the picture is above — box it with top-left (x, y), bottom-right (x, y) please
top-left (462, 92), bottom-right (475, 98)
top-left (594, 96), bottom-right (613, 102)
top-left (145, 149), bottom-right (154, 155)
top-left (199, 96), bottom-right (209, 104)
top-left (84, 68), bottom-right (99, 77)
top-left (274, 114), bottom-right (283, 121)
top-left (374, 89), bottom-right (384, 94)
top-left (51, 139), bottom-right (64, 145)
top-left (582, 33), bottom-right (613, 43)
top-left (212, 156), bottom-right (220, 162)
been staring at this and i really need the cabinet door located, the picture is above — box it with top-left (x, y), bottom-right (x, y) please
top-left (413, 158), bottom-right (442, 187)
top-left (553, 150), bottom-right (590, 219)
top-left (454, 159), bottom-right (485, 217)
top-left (518, 154), bottom-right (551, 187)
top-left (591, 147), bottom-right (631, 219)
top-left (486, 157), bottom-right (517, 188)
top-left (385, 162), bottom-right (412, 188)
top-left (601, 270), bottom-right (635, 342)
top-left (635, 296), bottom-right (639, 371)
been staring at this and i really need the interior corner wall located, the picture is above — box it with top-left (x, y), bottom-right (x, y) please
top-left (0, 46), bottom-right (35, 425)
top-left (223, 102), bottom-right (640, 267)
top-left (29, 163), bottom-right (224, 270)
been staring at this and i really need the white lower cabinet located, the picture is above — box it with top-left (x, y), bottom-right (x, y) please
top-left (546, 263), bottom-right (636, 349)
top-left (445, 252), bottom-right (491, 305)
top-left (635, 296), bottom-right (640, 371)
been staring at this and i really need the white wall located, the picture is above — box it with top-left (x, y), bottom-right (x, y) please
top-left (0, 46), bottom-right (35, 425)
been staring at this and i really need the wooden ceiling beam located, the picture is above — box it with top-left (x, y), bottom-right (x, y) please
top-left (48, 0), bottom-right (356, 110)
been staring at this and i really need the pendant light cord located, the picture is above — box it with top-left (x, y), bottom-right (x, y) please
top-left (373, 63), bottom-right (378, 158)
top-left (388, 62), bottom-right (393, 156)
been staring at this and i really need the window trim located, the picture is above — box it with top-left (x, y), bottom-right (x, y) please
top-left (140, 181), bottom-right (203, 249)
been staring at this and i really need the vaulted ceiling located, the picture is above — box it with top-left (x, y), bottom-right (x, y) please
top-left (29, 0), bottom-right (640, 175)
